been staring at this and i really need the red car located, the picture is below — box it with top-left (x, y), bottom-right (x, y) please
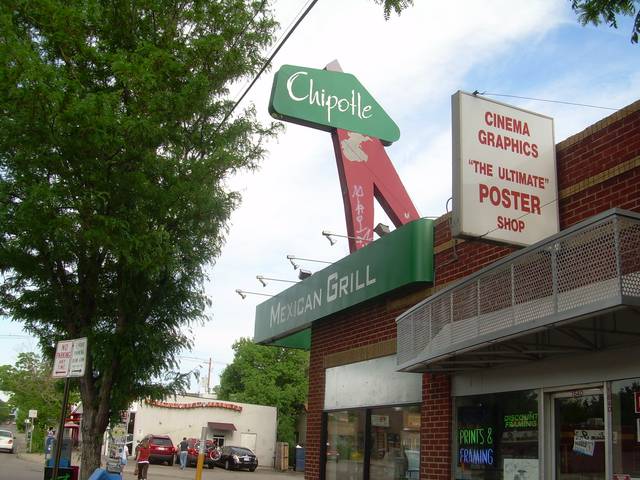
top-left (177, 438), bottom-right (219, 469)
top-left (141, 434), bottom-right (176, 466)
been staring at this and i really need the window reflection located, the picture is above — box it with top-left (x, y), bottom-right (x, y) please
top-left (454, 390), bottom-right (539, 479)
top-left (369, 406), bottom-right (421, 480)
top-left (326, 410), bottom-right (366, 480)
top-left (324, 406), bottom-right (420, 480)
top-left (611, 378), bottom-right (640, 478)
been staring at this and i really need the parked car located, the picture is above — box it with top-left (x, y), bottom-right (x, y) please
top-left (0, 430), bottom-right (15, 453)
top-left (176, 438), bottom-right (219, 469)
top-left (214, 446), bottom-right (258, 471)
top-left (143, 434), bottom-right (175, 465)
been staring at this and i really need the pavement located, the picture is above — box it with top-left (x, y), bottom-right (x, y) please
top-left (16, 451), bottom-right (305, 480)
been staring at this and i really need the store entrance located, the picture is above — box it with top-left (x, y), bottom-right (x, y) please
top-left (553, 388), bottom-right (605, 480)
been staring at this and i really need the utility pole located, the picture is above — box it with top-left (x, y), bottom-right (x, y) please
top-left (207, 357), bottom-right (212, 394)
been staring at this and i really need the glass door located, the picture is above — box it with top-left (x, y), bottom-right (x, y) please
top-left (553, 388), bottom-right (605, 480)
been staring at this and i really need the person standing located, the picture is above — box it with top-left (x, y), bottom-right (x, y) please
top-left (119, 445), bottom-right (128, 479)
top-left (135, 438), bottom-right (151, 480)
top-left (44, 428), bottom-right (55, 459)
top-left (178, 438), bottom-right (189, 470)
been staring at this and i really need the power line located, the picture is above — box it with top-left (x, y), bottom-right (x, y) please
top-left (473, 91), bottom-right (620, 111)
top-left (214, 0), bottom-right (321, 133)
top-left (178, 355), bottom-right (228, 366)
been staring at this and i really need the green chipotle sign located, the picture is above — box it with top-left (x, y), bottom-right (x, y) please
top-left (269, 64), bottom-right (401, 145)
top-left (254, 219), bottom-right (434, 349)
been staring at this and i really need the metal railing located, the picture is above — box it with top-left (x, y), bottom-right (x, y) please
top-left (396, 209), bottom-right (640, 372)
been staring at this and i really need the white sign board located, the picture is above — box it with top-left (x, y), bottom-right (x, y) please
top-left (28, 410), bottom-right (37, 418)
top-left (503, 458), bottom-right (539, 479)
top-left (573, 435), bottom-right (596, 456)
top-left (52, 340), bottom-right (74, 378)
top-left (68, 337), bottom-right (87, 377)
top-left (52, 337), bottom-right (87, 378)
top-left (452, 91), bottom-right (559, 246)
top-left (371, 415), bottom-right (389, 427)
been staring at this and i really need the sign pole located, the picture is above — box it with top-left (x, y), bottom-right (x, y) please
top-left (51, 376), bottom-right (71, 480)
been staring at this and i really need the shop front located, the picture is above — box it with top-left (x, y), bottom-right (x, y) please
top-left (397, 209), bottom-right (640, 479)
top-left (254, 218), bottom-right (435, 480)
top-left (323, 355), bottom-right (422, 480)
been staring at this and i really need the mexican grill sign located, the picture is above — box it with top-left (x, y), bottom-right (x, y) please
top-left (451, 91), bottom-right (559, 246)
top-left (254, 219), bottom-right (434, 346)
top-left (269, 64), bottom-right (400, 145)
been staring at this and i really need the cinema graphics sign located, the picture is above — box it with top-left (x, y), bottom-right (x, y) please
top-left (451, 91), bottom-right (559, 246)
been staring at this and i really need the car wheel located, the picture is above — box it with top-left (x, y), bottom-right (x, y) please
top-left (225, 459), bottom-right (230, 470)
top-left (249, 466), bottom-right (257, 472)
top-left (168, 457), bottom-right (174, 466)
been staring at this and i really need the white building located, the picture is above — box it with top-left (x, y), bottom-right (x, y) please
top-left (131, 394), bottom-right (277, 467)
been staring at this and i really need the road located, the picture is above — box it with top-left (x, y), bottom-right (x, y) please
top-left (2, 454), bottom-right (304, 480)
top-left (0, 451), bottom-right (49, 480)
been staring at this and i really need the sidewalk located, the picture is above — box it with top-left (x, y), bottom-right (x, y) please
top-left (16, 452), bottom-right (305, 479)
top-left (17, 451), bottom-right (83, 465)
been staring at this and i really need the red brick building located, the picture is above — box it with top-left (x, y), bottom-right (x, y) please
top-left (255, 99), bottom-right (640, 480)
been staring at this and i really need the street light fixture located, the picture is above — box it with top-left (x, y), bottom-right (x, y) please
top-left (373, 223), bottom-right (391, 237)
top-left (256, 275), bottom-right (298, 287)
top-left (298, 269), bottom-right (312, 280)
top-left (235, 289), bottom-right (273, 300)
top-left (322, 229), bottom-right (373, 246)
top-left (286, 255), bottom-right (332, 269)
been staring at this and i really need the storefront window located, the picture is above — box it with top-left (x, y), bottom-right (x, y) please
top-left (611, 377), bottom-right (640, 479)
top-left (324, 406), bottom-right (420, 480)
top-left (454, 390), bottom-right (539, 479)
top-left (326, 410), bottom-right (366, 480)
top-left (369, 406), bottom-right (421, 480)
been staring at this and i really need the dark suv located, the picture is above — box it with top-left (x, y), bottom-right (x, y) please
top-left (144, 434), bottom-right (176, 465)
top-left (214, 446), bottom-right (258, 471)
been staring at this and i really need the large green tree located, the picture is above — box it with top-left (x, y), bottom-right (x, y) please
top-left (0, 353), bottom-right (78, 450)
top-left (0, 1), bottom-right (278, 477)
top-left (571, 0), bottom-right (640, 43)
top-left (217, 338), bottom-right (309, 450)
top-left (0, 1), bottom-right (402, 478)
top-left (0, 399), bottom-right (11, 424)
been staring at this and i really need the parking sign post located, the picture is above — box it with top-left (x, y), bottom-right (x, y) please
top-left (51, 376), bottom-right (71, 480)
top-left (50, 337), bottom-right (87, 480)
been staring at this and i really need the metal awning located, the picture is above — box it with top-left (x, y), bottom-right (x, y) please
top-left (207, 422), bottom-right (236, 431)
top-left (396, 209), bottom-right (640, 373)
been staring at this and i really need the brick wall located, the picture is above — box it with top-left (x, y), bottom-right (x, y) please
top-left (306, 289), bottom-right (417, 480)
top-left (305, 100), bottom-right (640, 480)
top-left (421, 374), bottom-right (451, 480)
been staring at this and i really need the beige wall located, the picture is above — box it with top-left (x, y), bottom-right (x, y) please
top-left (132, 394), bottom-right (277, 467)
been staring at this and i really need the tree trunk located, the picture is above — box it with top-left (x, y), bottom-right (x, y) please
top-left (79, 403), bottom-right (106, 480)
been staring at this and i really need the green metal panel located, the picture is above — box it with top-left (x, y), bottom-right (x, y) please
top-left (269, 64), bottom-right (400, 145)
top-left (254, 218), bottom-right (434, 347)
top-left (271, 329), bottom-right (311, 350)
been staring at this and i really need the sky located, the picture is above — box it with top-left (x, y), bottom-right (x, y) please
top-left (1, 0), bottom-right (639, 392)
